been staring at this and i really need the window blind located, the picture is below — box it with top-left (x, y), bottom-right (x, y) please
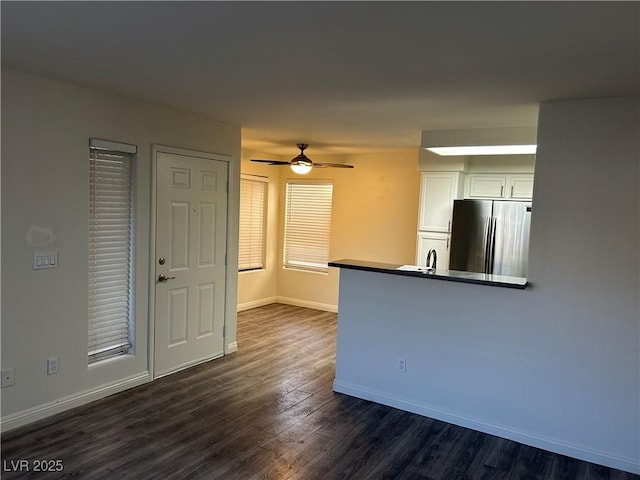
top-left (239, 177), bottom-right (267, 271)
top-left (88, 141), bottom-right (136, 363)
top-left (283, 181), bottom-right (333, 273)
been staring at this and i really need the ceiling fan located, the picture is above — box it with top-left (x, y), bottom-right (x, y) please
top-left (251, 144), bottom-right (354, 174)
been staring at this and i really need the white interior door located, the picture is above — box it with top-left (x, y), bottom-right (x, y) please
top-left (154, 151), bottom-right (228, 377)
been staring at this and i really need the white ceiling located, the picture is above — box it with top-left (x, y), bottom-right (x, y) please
top-left (2, 2), bottom-right (638, 156)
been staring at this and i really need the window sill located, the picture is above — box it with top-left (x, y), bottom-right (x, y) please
top-left (283, 266), bottom-right (329, 276)
top-left (239, 267), bottom-right (266, 274)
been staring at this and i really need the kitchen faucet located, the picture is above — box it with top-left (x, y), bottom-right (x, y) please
top-left (426, 249), bottom-right (437, 271)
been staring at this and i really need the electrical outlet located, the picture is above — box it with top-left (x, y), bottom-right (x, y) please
top-left (397, 357), bottom-right (407, 374)
top-left (1, 368), bottom-right (15, 388)
top-left (47, 357), bottom-right (59, 375)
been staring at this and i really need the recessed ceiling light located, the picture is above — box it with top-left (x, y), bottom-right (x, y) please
top-left (425, 145), bottom-right (537, 156)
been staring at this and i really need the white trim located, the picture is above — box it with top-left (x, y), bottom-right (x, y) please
top-left (148, 146), bottom-right (159, 380)
top-left (150, 145), bottom-right (235, 381)
top-left (152, 144), bottom-right (231, 162)
top-left (1, 372), bottom-right (150, 433)
top-left (227, 342), bottom-right (238, 353)
top-left (237, 297), bottom-right (277, 312)
top-left (241, 172), bottom-right (268, 183)
top-left (283, 180), bottom-right (333, 274)
top-left (154, 353), bottom-right (223, 379)
top-left (89, 138), bottom-right (137, 154)
top-left (239, 175), bottom-right (268, 271)
top-left (276, 296), bottom-right (338, 313)
top-left (332, 380), bottom-right (640, 475)
top-left (282, 265), bottom-right (329, 275)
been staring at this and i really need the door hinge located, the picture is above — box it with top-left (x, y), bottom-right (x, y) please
top-left (225, 253), bottom-right (227, 266)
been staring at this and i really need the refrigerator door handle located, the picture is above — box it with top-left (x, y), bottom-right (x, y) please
top-left (487, 217), bottom-right (497, 274)
top-left (482, 216), bottom-right (491, 273)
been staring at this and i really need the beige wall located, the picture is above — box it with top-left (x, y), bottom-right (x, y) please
top-left (237, 151), bottom-right (282, 310)
top-left (238, 149), bottom-right (420, 311)
top-left (237, 146), bottom-right (535, 311)
top-left (1, 69), bottom-right (241, 424)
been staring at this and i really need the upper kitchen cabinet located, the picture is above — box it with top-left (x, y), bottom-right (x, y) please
top-left (465, 173), bottom-right (534, 200)
top-left (418, 172), bottom-right (462, 232)
top-left (508, 174), bottom-right (535, 200)
top-left (466, 175), bottom-right (506, 199)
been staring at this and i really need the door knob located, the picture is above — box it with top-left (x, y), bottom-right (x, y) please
top-left (158, 274), bottom-right (176, 282)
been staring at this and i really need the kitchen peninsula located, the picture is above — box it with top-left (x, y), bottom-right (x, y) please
top-left (328, 259), bottom-right (527, 289)
top-left (329, 257), bottom-right (534, 464)
top-left (326, 96), bottom-right (639, 474)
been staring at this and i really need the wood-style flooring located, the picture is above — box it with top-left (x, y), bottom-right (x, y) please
top-left (1, 304), bottom-right (637, 479)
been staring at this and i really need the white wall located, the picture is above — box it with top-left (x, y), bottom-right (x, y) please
top-left (333, 96), bottom-right (639, 473)
top-left (419, 149), bottom-right (535, 174)
top-left (464, 155), bottom-right (535, 173)
top-left (1, 69), bottom-right (241, 425)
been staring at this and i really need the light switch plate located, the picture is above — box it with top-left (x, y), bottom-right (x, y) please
top-left (34, 251), bottom-right (58, 270)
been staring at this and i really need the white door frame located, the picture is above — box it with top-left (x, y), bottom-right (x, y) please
top-left (149, 144), bottom-right (239, 380)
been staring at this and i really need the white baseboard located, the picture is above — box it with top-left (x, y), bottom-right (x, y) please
top-left (237, 297), bottom-right (277, 312)
top-left (1, 372), bottom-right (150, 433)
top-left (227, 341), bottom-right (238, 353)
top-left (276, 296), bottom-right (338, 313)
top-left (332, 380), bottom-right (640, 475)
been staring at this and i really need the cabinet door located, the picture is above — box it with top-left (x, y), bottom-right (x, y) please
top-left (509, 175), bottom-right (534, 200)
top-left (416, 232), bottom-right (450, 270)
top-left (418, 173), bottom-right (459, 232)
top-left (467, 175), bottom-right (506, 199)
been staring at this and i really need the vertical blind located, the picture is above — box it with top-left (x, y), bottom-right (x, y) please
top-left (239, 177), bottom-right (267, 271)
top-left (88, 141), bottom-right (136, 363)
top-left (283, 181), bottom-right (333, 273)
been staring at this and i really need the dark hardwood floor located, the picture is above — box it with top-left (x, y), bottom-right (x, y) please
top-left (1, 304), bottom-right (637, 480)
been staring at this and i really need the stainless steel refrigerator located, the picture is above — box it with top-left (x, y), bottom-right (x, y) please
top-left (449, 200), bottom-right (531, 277)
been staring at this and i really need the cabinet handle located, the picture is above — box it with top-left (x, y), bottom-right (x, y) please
top-left (446, 236), bottom-right (449, 250)
top-left (447, 220), bottom-right (451, 232)
top-left (511, 185), bottom-right (514, 197)
top-left (500, 185), bottom-right (504, 197)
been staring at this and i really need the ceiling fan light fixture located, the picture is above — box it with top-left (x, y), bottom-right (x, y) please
top-left (290, 146), bottom-right (313, 174)
top-left (290, 160), bottom-right (312, 174)
top-left (250, 143), bottom-right (354, 172)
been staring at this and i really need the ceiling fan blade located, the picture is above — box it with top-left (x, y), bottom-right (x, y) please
top-left (313, 162), bottom-right (355, 169)
top-left (250, 159), bottom-right (292, 166)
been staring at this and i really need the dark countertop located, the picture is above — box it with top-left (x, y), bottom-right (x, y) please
top-left (328, 259), bottom-right (528, 289)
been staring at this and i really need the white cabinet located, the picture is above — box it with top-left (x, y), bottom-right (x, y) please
top-left (416, 172), bottom-right (461, 269)
top-left (465, 174), bottom-right (534, 200)
top-left (416, 232), bottom-right (450, 270)
top-left (418, 172), bottom-right (461, 232)
top-left (509, 175), bottom-right (535, 199)
top-left (467, 175), bottom-right (507, 199)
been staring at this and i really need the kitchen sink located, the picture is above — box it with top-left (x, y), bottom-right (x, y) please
top-left (396, 265), bottom-right (434, 273)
